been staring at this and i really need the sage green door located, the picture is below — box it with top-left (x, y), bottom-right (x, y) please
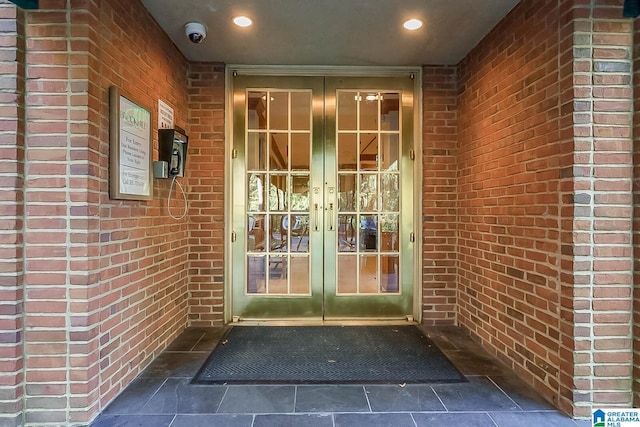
top-left (231, 74), bottom-right (415, 320)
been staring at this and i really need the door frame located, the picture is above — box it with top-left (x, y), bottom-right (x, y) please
top-left (223, 65), bottom-right (423, 324)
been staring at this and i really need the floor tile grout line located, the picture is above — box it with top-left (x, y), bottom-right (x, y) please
top-left (363, 385), bottom-right (373, 412)
top-left (409, 412), bottom-right (419, 427)
top-left (138, 377), bottom-right (169, 414)
top-left (216, 385), bottom-right (231, 414)
top-left (430, 385), bottom-right (449, 412)
top-left (486, 375), bottom-right (524, 411)
top-left (189, 332), bottom-right (208, 351)
top-left (293, 385), bottom-right (298, 413)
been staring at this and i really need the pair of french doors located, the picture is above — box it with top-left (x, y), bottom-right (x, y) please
top-left (230, 73), bottom-right (416, 320)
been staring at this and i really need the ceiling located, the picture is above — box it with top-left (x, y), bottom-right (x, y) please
top-left (140, 0), bottom-right (521, 66)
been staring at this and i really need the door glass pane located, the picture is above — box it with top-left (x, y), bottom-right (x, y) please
top-left (360, 133), bottom-right (378, 171)
top-left (338, 255), bottom-right (357, 293)
top-left (268, 255), bottom-right (288, 292)
top-left (269, 175), bottom-right (287, 212)
top-left (381, 134), bottom-right (399, 171)
top-left (381, 174), bottom-right (399, 211)
top-left (290, 175), bottom-right (309, 211)
top-left (338, 214), bottom-right (356, 252)
top-left (360, 214), bottom-right (377, 252)
top-left (289, 215), bottom-right (309, 253)
top-left (360, 94), bottom-right (377, 130)
top-left (247, 173), bottom-right (266, 212)
top-left (359, 255), bottom-right (377, 293)
top-left (380, 93), bottom-right (399, 131)
top-left (291, 134), bottom-right (310, 170)
top-left (247, 255), bottom-right (266, 294)
top-left (291, 92), bottom-right (311, 130)
top-left (269, 92), bottom-right (288, 130)
top-left (360, 174), bottom-right (377, 211)
top-left (338, 133), bottom-right (357, 171)
top-left (338, 174), bottom-right (356, 211)
top-left (247, 133), bottom-right (267, 171)
top-left (247, 214), bottom-right (266, 252)
top-left (247, 91), bottom-right (267, 130)
top-left (380, 214), bottom-right (398, 252)
top-left (290, 256), bottom-right (310, 294)
top-left (271, 213), bottom-right (286, 251)
top-left (337, 91), bottom-right (357, 130)
top-left (269, 133), bottom-right (288, 171)
top-left (381, 255), bottom-right (399, 293)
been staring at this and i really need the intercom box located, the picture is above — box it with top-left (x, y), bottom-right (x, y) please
top-left (158, 128), bottom-right (188, 177)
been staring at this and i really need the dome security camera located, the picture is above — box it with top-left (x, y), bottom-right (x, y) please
top-left (185, 22), bottom-right (207, 44)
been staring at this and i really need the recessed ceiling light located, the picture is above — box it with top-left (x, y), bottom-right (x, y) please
top-left (403, 18), bottom-right (423, 31)
top-left (233, 16), bottom-right (253, 27)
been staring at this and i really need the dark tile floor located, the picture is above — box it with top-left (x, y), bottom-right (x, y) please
top-left (90, 325), bottom-right (590, 427)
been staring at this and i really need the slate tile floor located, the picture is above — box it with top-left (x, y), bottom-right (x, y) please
top-left (90, 325), bottom-right (589, 427)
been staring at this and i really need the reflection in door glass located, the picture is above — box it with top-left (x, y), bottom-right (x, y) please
top-left (359, 133), bottom-right (378, 171)
top-left (359, 214), bottom-right (377, 252)
top-left (269, 92), bottom-right (288, 130)
top-left (335, 89), bottom-right (402, 295)
top-left (359, 95), bottom-right (377, 130)
top-left (359, 174), bottom-right (377, 211)
top-left (338, 214), bottom-right (356, 252)
top-left (359, 255), bottom-right (378, 293)
top-left (247, 91), bottom-right (267, 130)
top-left (247, 173), bottom-right (266, 212)
top-left (269, 133), bottom-right (288, 170)
top-left (337, 92), bottom-right (357, 130)
top-left (338, 174), bottom-right (356, 211)
top-left (381, 255), bottom-right (399, 293)
top-left (380, 134), bottom-right (399, 171)
top-left (291, 134), bottom-right (310, 170)
top-left (247, 133), bottom-right (267, 170)
top-left (245, 89), bottom-right (313, 297)
top-left (338, 133), bottom-right (357, 171)
top-left (247, 214), bottom-right (266, 252)
top-left (247, 255), bottom-right (266, 294)
top-left (381, 174), bottom-right (399, 211)
top-left (380, 93), bottom-right (399, 131)
top-left (269, 175), bottom-right (287, 212)
top-left (290, 256), bottom-right (310, 294)
top-left (291, 92), bottom-right (311, 131)
top-left (338, 255), bottom-right (357, 293)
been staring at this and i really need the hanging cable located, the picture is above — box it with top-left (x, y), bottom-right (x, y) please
top-left (167, 175), bottom-right (188, 220)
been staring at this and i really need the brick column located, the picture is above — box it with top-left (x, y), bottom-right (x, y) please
top-left (23, 1), bottom-right (102, 423)
top-left (421, 66), bottom-right (458, 325)
top-left (632, 9), bottom-right (640, 409)
top-left (0, 2), bottom-right (24, 426)
top-left (187, 63), bottom-right (226, 325)
top-left (568, 0), bottom-right (634, 417)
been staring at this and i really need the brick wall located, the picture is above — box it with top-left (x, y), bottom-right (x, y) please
top-left (0, 2), bottom-right (24, 426)
top-left (456, 0), bottom-right (565, 409)
top-left (455, 0), bottom-right (635, 417)
top-left (186, 63), bottom-right (226, 326)
top-left (422, 66), bottom-right (458, 325)
top-left (22, 0), bottom-right (191, 423)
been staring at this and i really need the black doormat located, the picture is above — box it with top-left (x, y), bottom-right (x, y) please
top-left (192, 326), bottom-right (466, 385)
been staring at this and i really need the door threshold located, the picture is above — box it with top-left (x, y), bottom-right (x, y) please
top-left (231, 316), bottom-right (416, 326)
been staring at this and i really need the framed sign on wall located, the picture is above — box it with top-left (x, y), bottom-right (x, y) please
top-left (109, 86), bottom-right (153, 201)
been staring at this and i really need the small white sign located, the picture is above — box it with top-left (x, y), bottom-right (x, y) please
top-left (593, 409), bottom-right (640, 427)
top-left (158, 99), bottom-right (174, 129)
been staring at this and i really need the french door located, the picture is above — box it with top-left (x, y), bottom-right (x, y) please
top-left (230, 73), bottom-right (416, 320)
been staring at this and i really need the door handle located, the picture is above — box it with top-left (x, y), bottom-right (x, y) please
top-left (314, 203), bottom-right (319, 231)
top-left (328, 203), bottom-right (334, 231)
